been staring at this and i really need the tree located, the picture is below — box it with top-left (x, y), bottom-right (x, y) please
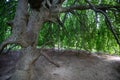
top-left (0, 0), bottom-right (120, 80)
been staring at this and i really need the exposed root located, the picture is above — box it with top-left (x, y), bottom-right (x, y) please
top-left (41, 51), bottom-right (60, 67)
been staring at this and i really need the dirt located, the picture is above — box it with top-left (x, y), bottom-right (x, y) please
top-left (33, 49), bottom-right (120, 80)
top-left (0, 49), bottom-right (120, 80)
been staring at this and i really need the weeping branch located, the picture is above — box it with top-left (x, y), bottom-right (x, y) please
top-left (53, 4), bottom-right (120, 13)
top-left (85, 0), bottom-right (120, 46)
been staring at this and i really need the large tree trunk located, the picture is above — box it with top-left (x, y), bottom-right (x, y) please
top-left (0, 0), bottom-right (64, 80)
top-left (7, 1), bottom-right (45, 80)
top-left (10, 47), bottom-right (36, 80)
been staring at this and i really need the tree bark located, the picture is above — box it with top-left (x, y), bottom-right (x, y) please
top-left (7, 0), bottom-right (63, 80)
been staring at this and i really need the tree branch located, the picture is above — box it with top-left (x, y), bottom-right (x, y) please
top-left (53, 4), bottom-right (120, 13)
top-left (85, 0), bottom-right (120, 46)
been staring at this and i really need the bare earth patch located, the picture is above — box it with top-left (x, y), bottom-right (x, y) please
top-left (0, 49), bottom-right (120, 80)
top-left (33, 49), bottom-right (120, 80)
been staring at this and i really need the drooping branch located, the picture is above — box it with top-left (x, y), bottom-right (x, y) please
top-left (48, 0), bottom-right (120, 48)
top-left (53, 4), bottom-right (120, 13)
top-left (85, 0), bottom-right (120, 46)
top-left (50, 1), bottom-right (120, 46)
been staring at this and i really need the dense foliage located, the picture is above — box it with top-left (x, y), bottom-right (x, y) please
top-left (0, 0), bottom-right (120, 54)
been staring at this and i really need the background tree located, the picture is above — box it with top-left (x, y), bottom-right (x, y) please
top-left (0, 0), bottom-right (120, 80)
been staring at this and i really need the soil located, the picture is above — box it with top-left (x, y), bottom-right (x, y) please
top-left (0, 49), bottom-right (120, 80)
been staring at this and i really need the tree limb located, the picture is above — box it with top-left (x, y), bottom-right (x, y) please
top-left (85, 0), bottom-right (120, 46)
top-left (53, 4), bottom-right (120, 13)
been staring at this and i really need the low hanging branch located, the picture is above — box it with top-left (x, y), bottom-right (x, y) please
top-left (50, 0), bottom-right (120, 46)
top-left (84, 0), bottom-right (120, 46)
top-left (53, 4), bottom-right (120, 13)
